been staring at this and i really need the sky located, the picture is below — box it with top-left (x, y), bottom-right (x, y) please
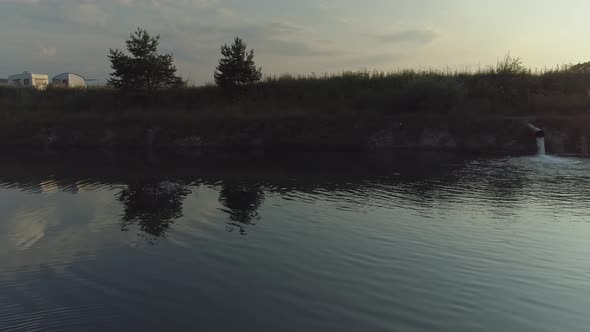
top-left (1, 0), bottom-right (589, 84)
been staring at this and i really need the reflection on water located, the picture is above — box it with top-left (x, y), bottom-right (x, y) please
top-left (219, 184), bottom-right (265, 235)
top-left (1, 151), bottom-right (590, 331)
top-left (117, 180), bottom-right (192, 240)
top-left (1, 151), bottom-right (590, 239)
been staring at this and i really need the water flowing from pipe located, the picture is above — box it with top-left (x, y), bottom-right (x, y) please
top-left (528, 124), bottom-right (546, 156)
top-left (536, 137), bottom-right (546, 155)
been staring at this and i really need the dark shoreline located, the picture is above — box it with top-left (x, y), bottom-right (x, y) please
top-left (0, 114), bottom-right (588, 156)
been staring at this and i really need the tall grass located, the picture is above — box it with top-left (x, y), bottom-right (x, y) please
top-left (2, 56), bottom-right (590, 122)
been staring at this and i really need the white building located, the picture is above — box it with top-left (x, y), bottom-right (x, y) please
top-left (52, 73), bottom-right (87, 88)
top-left (8, 72), bottom-right (49, 90)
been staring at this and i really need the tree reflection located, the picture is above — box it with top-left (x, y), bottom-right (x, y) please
top-left (218, 184), bottom-right (265, 235)
top-left (117, 180), bottom-right (191, 239)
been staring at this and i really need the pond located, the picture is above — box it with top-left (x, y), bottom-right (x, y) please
top-left (1, 151), bottom-right (589, 332)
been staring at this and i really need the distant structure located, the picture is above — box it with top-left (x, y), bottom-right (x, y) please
top-left (51, 73), bottom-right (87, 88)
top-left (0, 78), bottom-right (7, 86)
top-left (8, 72), bottom-right (49, 90)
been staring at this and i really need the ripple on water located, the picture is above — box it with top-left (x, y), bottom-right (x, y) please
top-left (1, 153), bottom-right (590, 331)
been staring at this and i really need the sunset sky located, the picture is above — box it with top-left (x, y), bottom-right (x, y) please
top-left (1, 0), bottom-right (589, 84)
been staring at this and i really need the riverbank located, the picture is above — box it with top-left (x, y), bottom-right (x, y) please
top-left (0, 110), bottom-right (590, 155)
top-left (2, 64), bottom-right (590, 155)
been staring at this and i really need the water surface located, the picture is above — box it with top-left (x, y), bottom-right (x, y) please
top-left (1, 151), bottom-right (589, 332)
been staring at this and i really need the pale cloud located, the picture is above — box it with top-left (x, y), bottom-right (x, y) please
top-left (380, 29), bottom-right (440, 44)
top-left (317, 0), bottom-right (337, 12)
top-left (158, 11), bottom-right (336, 67)
top-left (67, 3), bottom-right (110, 27)
top-left (40, 46), bottom-right (56, 56)
top-left (0, 0), bottom-right (410, 83)
top-left (340, 53), bottom-right (410, 68)
top-left (0, 0), bottom-right (41, 3)
top-left (0, 0), bottom-right (216, 7)
top-left (0, 188), bottom-right (127, 269)
top-left (4, 0), bottom-right (589, 84)
top-left (148, 0), bottom-right (218, 9)
top-left (256, 39), bottom-right (338, 57)
top-left (9, 208), bottom-right (49, 250)
top-left (216, 7), bottom-right (235, 19)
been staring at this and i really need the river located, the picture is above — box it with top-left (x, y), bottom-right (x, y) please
top-left (0, 151), bottom-right (589, 331)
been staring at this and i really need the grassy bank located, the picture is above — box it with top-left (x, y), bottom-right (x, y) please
top-left (2, 59), bottom-right (590, 124)
top-left (1, 59), bottom-right (590, 153)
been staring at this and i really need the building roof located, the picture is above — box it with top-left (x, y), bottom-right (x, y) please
top-left (52, 72), bottom-right (87, 80)
top-left (8, 72), bottom-right (49, 78)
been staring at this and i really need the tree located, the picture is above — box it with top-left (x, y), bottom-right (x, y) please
top-left (214, 37), bottom-right (262, 88)
top-left (569, 61), bottom-right (590, 73)
top-left (108, 28), bottom-right (184, 91)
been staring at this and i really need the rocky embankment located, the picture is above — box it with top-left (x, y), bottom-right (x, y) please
top-left (0, 115), bottom-right (589, 156)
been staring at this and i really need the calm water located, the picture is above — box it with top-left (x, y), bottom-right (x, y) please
top-left (1, 151), bottom-right (590, 332)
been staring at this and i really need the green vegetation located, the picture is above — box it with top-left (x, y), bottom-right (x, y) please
top-left (3, 27), bottom-right (588, 124)
top-left (2, 27), bottom-right (589, 152)
top-left (569, 61), bottom-right (590, 73)
top-left (1, 55), bottom-right (590, 127)
top-left (215, 37), bottom-right (263, 88)
top-left (108, 28), bottom-right (184, 91)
